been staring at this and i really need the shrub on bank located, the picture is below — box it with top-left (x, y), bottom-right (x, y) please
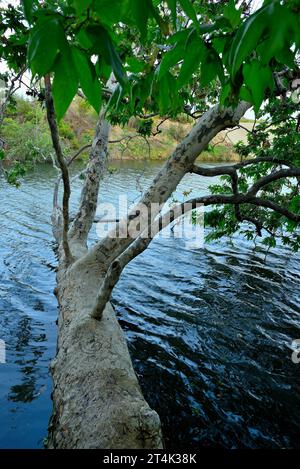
top-left (0, 96), bottom-right (239, 165)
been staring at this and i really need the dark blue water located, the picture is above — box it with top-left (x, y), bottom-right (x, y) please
top-left (0, 161), bottom-right (300, 448)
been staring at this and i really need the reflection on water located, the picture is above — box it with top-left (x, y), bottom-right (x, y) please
top-left (0, 160), bottom-right (300, 448)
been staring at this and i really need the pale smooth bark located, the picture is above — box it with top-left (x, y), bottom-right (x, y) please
top-left (48, 258), bottom-right (162, 448)
top-left (68, 109), bottom-right (109, 247)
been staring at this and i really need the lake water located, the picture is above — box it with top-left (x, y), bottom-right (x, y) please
top-left (0, 160), bottom-right (299, 449)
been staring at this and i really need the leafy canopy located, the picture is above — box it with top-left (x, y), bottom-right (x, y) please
top-left (1, 1), bottom-right (299, 119)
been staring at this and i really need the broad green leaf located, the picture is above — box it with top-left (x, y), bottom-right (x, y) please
top-left (287, 219), bottom-right (298, 232)
top-left (262, 236), bottom-right (276, 248)
top-left (76, 28), bottom-right (94, 49)
top-left (27, 17), bottom-right (65, 77)
top-left (201, 48), bottom-right (224, 87)
top-left (72, 47), bottom-right (102, 113)
top-left (22, 0), bottom-right (34, 23)
top-left (289, 195), bottom-right (300, 214)
top-left (223, 0), bottom-right (241, 29)
top-left (123, 0), bottom-right (155, 40)
top-left (220, 82), bottom-right (231, 106)
top-left (256, 4), bottom-right (299, 65)
top-left (213, 37), bottom-right (228, 54)
top-left (275, 46), bottom-right (295, 69)
top-left (86, 25), bottom-right (127, 87)
top-left (167, 0), bottom-right (177, 27)
top-left (136, 72), bottom-right (154, 108)
top-left (52, 48), bottom-right (78, 121)
top-left (178, 0), bottom-right (199, 31)
top-left (229, 3), bottom-right (271, 76)
top-left (157, 41), bottom-right (185, 78)
top-left (93, 0), bottom-right (124, 25)
top-left (126, 57), bottom-right (146, 73)
top-left (230, 1), bottom-right (299, 76)
top-left (243, 60), bottom-right (273, 113)
top-left (96, 59), bottom-right (112, 81)
top-left (177, 31), bottom-right (205, 89)
top-left (239, 85), bottom-right (252, 103)
top-left (128, 71), bottom-right (154, 113)
top-left (72, 0), bottom-right (92, 14)
top-left (166, 29), bottom-right (190, 45)
top-left (157, 72), bottom-right (173, 113)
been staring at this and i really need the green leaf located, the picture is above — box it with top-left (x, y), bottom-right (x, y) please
top-left (213, 36), bottom-right (228, 54)
top-left (177, 31), bottom-right (205, 89)
top-left (220, 82), bottom-right (231, 106)
top-left (96, 59), bottom-right (112, 81)
top-left (229, 3), bottom-right (271, 76)
top-left (126, 57), bottom-right (146, 73)
top-left (157, 72), bottom-right (173, 113)
top-left (257, 4), bottom-right (298, 66)
top-left (223, 0), bottom-right (241, 29)
top-left (76, 28), bottom-right (94, 49)
top-left (167, 29), bottom-right (190, 45)
top-left (27, 16), bottom-right (65, 77)
top-left (136, 72), bottom-right (154, 109)
top-left (201, 48), bottom-right (224, 87)
top-left (243, 60), bottom-right (273, 113)
top-left (52, 47), bottom-right (78, 121)
top-left (229, 2), bottom-right (299, 77)
top-left (178, 0), bottom-right (199, 31)
top-left (262, 236), bottom-right (276, 248)
top-left (93, 0), bottom-right (124, 25)
top-left (289, 195), bottom-right (300, 214)
top-left (123, 0), bottom-right (155, 40)
top-left (287, 219), bottom-right (298, 232)
top-left (239, 85), bottom-right (252, 103)
top-left (275, 46), bottom-right (295, 69)
top-left (86, 25), bottom-right (127, 87)
top-left (22, 0), bottom-right (34, 23)
top-left (167, 0), bottom-right (177, 27)
top-left (157, 41), bottom-right (185, 78)
top-left (73, 0), bottom-right (92, 14)
top-left (72, 47), bottom-right (102, 113)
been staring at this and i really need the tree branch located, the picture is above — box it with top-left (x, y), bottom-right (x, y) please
top-left (248, 168), bottom-right (300, 195)
top-left (191, 157), bottom-right (297, 178)
top-left (52, 143), bottom-right (92, 213)
top-left (44, 75), bottom-right (72, 263)
top-left (91, 189), bottom-right (300, 320)
top-left (0, 67), bottom-right (26, 127)
top-left (68, 108), bottom-right (110, 245)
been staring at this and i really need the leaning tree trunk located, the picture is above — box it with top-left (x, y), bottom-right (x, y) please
top-left (47, 97), bottom-right (249, 448)
top-left (48, 248), bottom-right (163, 448)
top-left (47, 98), bottom-right (163, 448)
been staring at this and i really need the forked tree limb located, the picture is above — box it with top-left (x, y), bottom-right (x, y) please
top-left (52, 143), bottom-right (93, 212)
top-left (91, 191), bottom-right (300, 320)
top-left (192, 161), bottom-right (300, 234)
